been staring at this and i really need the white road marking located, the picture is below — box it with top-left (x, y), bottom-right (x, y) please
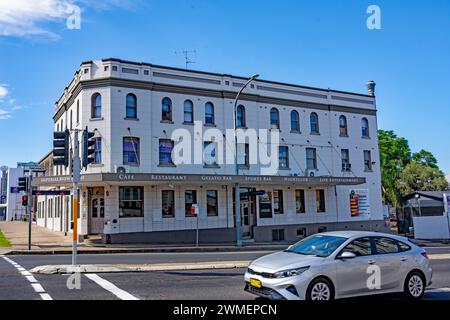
top-left (1, 256), bottom-right (53, 300)
top-left (40, 293), bottom-right (53, 300)
top-left (84, 274), bottom-right (139, 300)
top-left (25, 275), bottom-right (38, 283)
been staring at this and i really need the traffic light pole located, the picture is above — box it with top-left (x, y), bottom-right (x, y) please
top-left (71, 130), bottom-right (81, 266)
top-left (27, 173), bottom-right (33, 251)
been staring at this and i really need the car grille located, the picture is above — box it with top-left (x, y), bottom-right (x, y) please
top-left (247, 268), bottom-right (275, 279)
top-left (245, 283), bottom-right (285, 300)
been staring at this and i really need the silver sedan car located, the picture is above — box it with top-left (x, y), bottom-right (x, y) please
top-left (244, 231), bottom-right (432, 300)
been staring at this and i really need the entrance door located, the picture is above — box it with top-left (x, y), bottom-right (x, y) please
top-left (241, 202), bottom-right (251, 238)
top-left (89, 197), bottom-right (105, 234)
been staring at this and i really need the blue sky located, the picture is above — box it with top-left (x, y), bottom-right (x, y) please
top-left (0, 0), bottom-right (449, 172)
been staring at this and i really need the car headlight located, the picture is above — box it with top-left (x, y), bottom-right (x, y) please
top-left (272, 266), bottom-right (310, 278)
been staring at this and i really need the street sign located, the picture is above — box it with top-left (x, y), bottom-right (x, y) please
top-left (240, 190), bottom-right (266, 197)
top-left (191, 204), bottom-right (199, 217)
top-left (10, 187), bottom-right (20, 194)
top-left (32, 190), bottom-right (71, 196)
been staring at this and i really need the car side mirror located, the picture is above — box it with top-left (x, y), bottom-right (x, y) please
top-left (338, 251), bottom-right (356, 259)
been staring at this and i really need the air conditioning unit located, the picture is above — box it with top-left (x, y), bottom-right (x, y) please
top-left (305, 170), bottom-right (315, 177)
top-left (342, 163), bottom-right (352, 172)
top-left (115, 165), bottom-right (131, 174)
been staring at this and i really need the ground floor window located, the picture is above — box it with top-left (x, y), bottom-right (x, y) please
top-left (258, 192), bottom-right (273, 218)
top-left (162, 190), bottom-right (175, 218)
top-left (273, 190), bottom-right (284, 214)
top-left (206, 190), bottom-right (218, 216)
top-left (272, 229), bottom-right (285, 241)
top-left (119, 187), bottom-right (143, 218)
top-left (316, 189), bottom-right (326, 213)
top-left (295, 189), bottom-right (306, 213)
top-left (185, 190), bottom-right (197, 217)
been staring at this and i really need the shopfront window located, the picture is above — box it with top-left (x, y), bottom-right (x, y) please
top-left (162, 190), bottom-right (175, 218)
top-left (207, 190), bottom-right (218, 216)
top-left (185, 190), bottom-right (197, 217)
top-left (119, 187), bottom-right (143, 218)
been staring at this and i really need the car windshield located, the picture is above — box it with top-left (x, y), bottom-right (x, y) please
top-left (285, 235), bottom-right (347, 257)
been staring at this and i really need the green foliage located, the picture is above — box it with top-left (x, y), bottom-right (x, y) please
top-left (396, 162), bottom-right (449, 195)
top-left (412, 149), bottom-right (438, 168)
top-left (378, 130), bottom-right (448, 206)
top-left (0, 230), bottom-right (11, 247)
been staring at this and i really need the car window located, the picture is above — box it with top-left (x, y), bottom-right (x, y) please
top-left (342, 237), bottom-right (372, 257)
top-left (374, 237), bottom-right (399, 254)
top-left (285, 235), bottom-right (347, 257)
top-left (398, 241), bottom-right (411, 252)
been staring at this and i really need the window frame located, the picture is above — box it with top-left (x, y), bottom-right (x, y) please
top-left (119, 186), bottom-right (144, 218)
top-left (236, 105), bottom-right (246, 128)
top-left (123, 137), bottom-right (140, 166)
top-left (125, 93), bottom-right (137, 119)
top-left (295, 189), bottom-right (306, 214)
top-left (278, 146), bottom-right (289, 169)
top-left (185, 190), bottom-right (197, 217)
top-left (270, 108), bottom-right (280, 129)
top-left (291, 110), bottom-right (300, 132)
top-left (306, 147), bottom-right (318, 170)
top-left (162, 97), bottom-right (173, 122)
top-left (310, 112), bottom-right (319, 134)
top-left (361, 118), bottom-right (370, 138)
top-left (338, 237), bottom-right (374, 258)
top-left (273, 189), bottom-right (284, 214)
top-left (206, 190), bottom-right (219, 217)
top-left (91, 93), bottom-right (102, 119)
top-left (364, 150), bottom-right (373, 171)
top-left (162, 190), bottom-right (175, 218)
top-left (205, 102), bottom-right (215, 125)
top-left (316, 189), bottom-right (326, 213)
top-left (372, 237), bottom-right (402, 255)
top-left (339, 115), bottom-right (348, 136)
top-left (183, 99), bottom-right (194, 124)
top-left (159, 139), bottom-right (175, 166)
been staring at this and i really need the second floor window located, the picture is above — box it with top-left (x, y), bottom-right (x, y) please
top-left (270, 108), bottom-right (280, 129)
top-left (361, 118), bottom-right (370, 138)
top-left (126, 94), bottom-right (137, 119)
top-left (310, 112), bottom-right (319, 134)
top-left (184, 100), bottom-right (194, 123)
top-left (162, 97), bottom-right (172, 121)
top-left (91, 93), bottom-right (102, 119)
top-left (94, 137), bottom-right (102, 164)
top-left (236, 105), bottom-right (246, 128)
top-left (306, 148), bottom-right (317, 170)
top-left (205, 102), bottom-right (215, 125)
top-left (123, 137), bottom-right (140, 165)
top-left (159, 139), bottom-right (174, 166)
top-left (339, 115), bottom-right (348, 136)
top-left (364, 150), bottom-right (373, 171)
top-left (291, 110), bottom-right (300, 132)
top-left (278, 146), bottom-right (289, 169)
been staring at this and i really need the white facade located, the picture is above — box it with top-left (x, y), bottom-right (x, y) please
top-left (35, 58), bottom-right (386, 243)
top-left (3, 167), bottom-right (27, 221)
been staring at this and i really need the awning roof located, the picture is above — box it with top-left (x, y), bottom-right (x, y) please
top-left (33, 173), bottom-right (366, 188)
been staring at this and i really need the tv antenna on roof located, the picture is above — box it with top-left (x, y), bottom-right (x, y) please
top-left (175, 49), bottom-right (197, 69)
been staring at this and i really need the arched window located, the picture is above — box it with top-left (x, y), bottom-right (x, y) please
top-left (205, 102), bottom-right (215, 125)
top-left (126, 93), bottom-right (137, 119)
top-left (162, 97), bottom-right (172, 121)
top-left (339, 115), bottom-right (348, 136)
top-left (270, 108), bottom-right (280, 129)
top-left (91, 93), bottom-right (102, 119)
top-left (236, 105), bottom-right (246, 128)
top-left (291, 110), bottom-right (300, 132)
top-left (310, 112), bottom-right (319, 134)
top-left (184, 100), bottom-right (194, 123)
top-left (361, 118), bottom-right (370, 137)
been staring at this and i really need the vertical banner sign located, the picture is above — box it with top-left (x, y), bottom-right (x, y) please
top-left (350, 189), bottom-right (371, 217)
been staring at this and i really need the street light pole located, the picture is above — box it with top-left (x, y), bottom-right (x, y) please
top-left (72, 130), bottom-right (81, 266)
top-left (233, 74), bottom-right (259, 247)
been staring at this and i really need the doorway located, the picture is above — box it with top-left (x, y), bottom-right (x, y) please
top-left (89, 191), bottom-right (105, 234)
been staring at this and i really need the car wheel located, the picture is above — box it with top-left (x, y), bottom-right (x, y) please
top-left (404, 271), bottom-right (425, 300)
top-left (306, 278), bottom-right (334, 301)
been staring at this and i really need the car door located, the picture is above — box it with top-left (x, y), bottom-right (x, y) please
top-left (372, 237), bottom-right (404, 291)
top-left (335, 237), bottom-right (375, 297)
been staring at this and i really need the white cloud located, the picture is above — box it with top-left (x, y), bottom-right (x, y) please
top-left (0, 0), bottom-right (134, 38)
top-left (0, 108), bottom-right (11, 120)
top-left (0, 85), bottom-right (7, 97)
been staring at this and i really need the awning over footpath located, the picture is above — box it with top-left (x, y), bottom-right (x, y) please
top-left (33, 173), bottom-right (366, 188)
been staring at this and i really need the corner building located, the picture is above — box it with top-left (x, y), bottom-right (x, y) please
top-left (35, 58), bottom-right (386, 243)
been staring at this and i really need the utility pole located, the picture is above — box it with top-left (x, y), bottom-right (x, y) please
top-left (233, 74), bottom-right (259, 247)
top-left (72, 130), bottom-right (81, 266)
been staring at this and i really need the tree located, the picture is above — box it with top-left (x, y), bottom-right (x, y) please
top-left (378, 130), bottom-right (411, 206)
top-left (412, 149), bottom-right (438, 168)
top-left (396, 162), bottom-right (449, 196)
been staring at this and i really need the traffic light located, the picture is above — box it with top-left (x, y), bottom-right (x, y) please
top-left (82, 127), bottom-right (96, 170)
top-left (22, 195), bottom-right (28, 207)
top-left (53, 130), bottom-right (70, 167)
top-left (18, 177), bottom-right (28, 192)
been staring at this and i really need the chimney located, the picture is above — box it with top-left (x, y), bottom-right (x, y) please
top-left (366, 80), bottom-right (376, 96)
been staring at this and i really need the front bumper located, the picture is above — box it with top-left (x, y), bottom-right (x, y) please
top-left (244, 270), bottom-right (310, 300)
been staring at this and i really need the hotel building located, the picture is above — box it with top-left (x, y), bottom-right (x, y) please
top-left (34, 58), bottom-right (386, 243)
